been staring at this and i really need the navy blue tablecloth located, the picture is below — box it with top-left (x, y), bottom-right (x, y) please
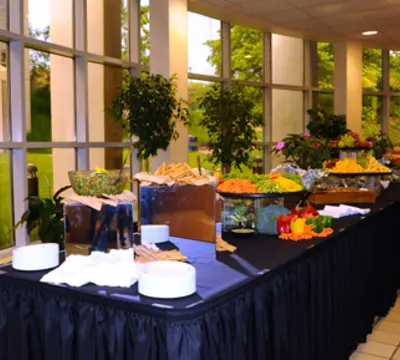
top-left (0, 184), bottom-right (400, 360)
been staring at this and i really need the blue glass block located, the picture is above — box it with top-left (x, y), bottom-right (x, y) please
top-left (64, 202), bottom-right (134, 254)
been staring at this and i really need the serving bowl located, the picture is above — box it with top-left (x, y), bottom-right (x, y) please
top-left (68, 169), bottom-right (128, 197)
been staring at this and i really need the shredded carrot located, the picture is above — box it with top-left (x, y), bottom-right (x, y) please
top-left (279, 227), bottom-right (333, 242)
top-left (217, 179), bottom-right (258, 194)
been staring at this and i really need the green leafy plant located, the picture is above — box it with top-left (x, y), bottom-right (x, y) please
top-left (15, 186), bottom-right (71, 248)
top-left (199, 83), bottom-right (263, 174)
top-left (108, 73), bottom-right (190, 170)
top-left (307, 109), bottom-right (348, 140)
top-left (273, 134), bottom-right (333, 170)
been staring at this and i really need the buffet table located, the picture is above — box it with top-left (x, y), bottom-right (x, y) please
top-left (1, 185), bottom-right (400, 360)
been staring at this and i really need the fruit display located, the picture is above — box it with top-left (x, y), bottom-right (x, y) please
top-left (277, 204), bottom-right (334, 241)
top-left (336, 132), bottom-right (372, 149)
top-left (384, 148), bottom-right (400, 167)
top-left (324, 155), bottom-right (391, 174)
top-left (217, 173), bottom-right (304, 194)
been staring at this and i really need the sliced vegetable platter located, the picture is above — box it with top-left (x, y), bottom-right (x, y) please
top-left (217, 173), bottom-right (306, 197)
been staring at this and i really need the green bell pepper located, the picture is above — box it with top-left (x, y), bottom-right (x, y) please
top-left (320, 215), bottom-right (334, 229)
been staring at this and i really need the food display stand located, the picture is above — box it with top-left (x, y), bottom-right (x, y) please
top-left (218, 191), bottom-right (304, 233)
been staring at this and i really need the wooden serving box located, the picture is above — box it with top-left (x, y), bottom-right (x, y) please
top-left (309, 188), bottom-right (376, 204)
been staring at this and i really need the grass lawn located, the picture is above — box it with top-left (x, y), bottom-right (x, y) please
top-left (0, 152), bottom-right (53, 249)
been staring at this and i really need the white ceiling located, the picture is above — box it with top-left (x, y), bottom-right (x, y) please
top-left (189, 0), bottom-right (400, 49)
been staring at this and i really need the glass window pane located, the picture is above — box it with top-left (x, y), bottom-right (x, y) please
top-left (317, 42), bottom-right (334, 89)
top-left (188, 12), bottom-right (220, 76)
top-left (272, 34), bottom-right (303, 86)
top-left (26, 148), bottom-right (76, 200)
top-left (27, 0), bottom-right (73, 47)
top-left (362, 95), bottom-right (383, 138)
top-left (87, 0), bottom-right (126, 59)
top-left (27, 50), bottom-right (74, 142)
top-left (0, 42), bottom-right (9, 142)
top-left (188, 84), bottom-right (263, 173)
top-left (312, 92), bottom-right (334, 113)
top-left (0, 150), bottom-right (12, 249)
top-left (389, 97), bottom-right (400, 144)
top-left (141, 0), bottom-right (149, 66)
top-left (363, 48), bottom-right (382, 91)
top-left (272, 90), bottom-right (303, 142)
top-left (188, 80), bottom-right (216, 144)
top-left (27, 148), bottom-right (54, 199)
top-left (231, 25), bottom-right (263, 82)
top-left (389, 50), bottom-right (400, 92)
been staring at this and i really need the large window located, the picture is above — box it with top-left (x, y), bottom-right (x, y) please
top-left (0, 0), bottom-right (142, 250)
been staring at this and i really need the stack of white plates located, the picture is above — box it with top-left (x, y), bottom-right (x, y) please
top-left (138, 261), bottom-right (196, 299)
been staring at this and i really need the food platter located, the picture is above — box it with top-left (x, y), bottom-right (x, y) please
top-left (217, 190), bottom-right (305, 199)
top-left (326, 171), bottom-right (392, 177)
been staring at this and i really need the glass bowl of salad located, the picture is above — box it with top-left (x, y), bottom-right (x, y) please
top-left (68, 169), bottom-right (129, 197)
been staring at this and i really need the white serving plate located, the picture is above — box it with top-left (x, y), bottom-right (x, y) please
top-left (138, 260), bottom-right (196, 299)
top-left (12, 243), bottom-right (60, 271)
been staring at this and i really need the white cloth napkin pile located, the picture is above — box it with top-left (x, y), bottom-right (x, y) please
top-left (40, 249), bottom-right (138, 288)
top-left (318, 205), bottom-right (371, 219)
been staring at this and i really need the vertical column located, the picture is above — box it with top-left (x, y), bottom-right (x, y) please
top-left (50, 0), bottom-right (75, 192)
top-left (9, 0), bottom-right (28, 245)
top-left (149, 0), bottom-right (188, 170)
top-left (103, 0), bottom-right (122, 170)
top-left (221, 21), bottom-right (231, 83)
top-left (334, 41), bottom-right (362, 133)
top-left (86, 0), bottom-right (123, 170)
top-left (382, 49), bottom-right (390, 133)
top-left (263, 32), bottom-right (272, 171)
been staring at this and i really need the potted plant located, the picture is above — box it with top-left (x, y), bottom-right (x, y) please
top-left (15, 186), bottom-right (71, 250)
top-left (199, 83), bottom-right (263, 174)
top-left (272, 133), bottom-right (333, 170)
top-left (307, 109), bottom-right (348, 140)
top-left (108, 73), bottom-right (190, 171)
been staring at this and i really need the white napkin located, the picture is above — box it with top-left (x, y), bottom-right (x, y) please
top-left (40, 249), bottom-right (138, 288)
top-left (318, 204), bottom-right (370, 218)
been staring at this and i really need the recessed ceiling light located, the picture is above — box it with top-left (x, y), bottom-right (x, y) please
top-left (362, 31), bottom-right (378, 36)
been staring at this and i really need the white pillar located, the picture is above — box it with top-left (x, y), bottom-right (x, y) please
top-left (149, 0), bottom-right (188, 170)
top-left (334, 41), bottom-right (362, 133)
top-left (87, 0), bottom-right (122, 170)
top-left (50, 0), bottom-right (74, 193)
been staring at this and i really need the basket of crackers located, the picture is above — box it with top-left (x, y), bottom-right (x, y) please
top-left (133, 162), bottom-right (217, 187)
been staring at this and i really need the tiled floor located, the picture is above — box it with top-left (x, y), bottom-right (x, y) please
top-left (351, 296), bottom-right (400, 359)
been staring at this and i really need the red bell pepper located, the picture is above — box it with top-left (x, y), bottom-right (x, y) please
top-left (300, 204), bottom-right (319, 217)
top-left (277, 214), bottom-right (294, 234)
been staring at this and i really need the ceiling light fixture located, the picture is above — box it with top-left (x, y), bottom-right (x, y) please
top-left (362, 31), bottom-right (378, 36)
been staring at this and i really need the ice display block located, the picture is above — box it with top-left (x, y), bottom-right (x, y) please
top-left (140, 185), bottom-right (216, 243)
top-left (64, 202), bottom-right (134, 254)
